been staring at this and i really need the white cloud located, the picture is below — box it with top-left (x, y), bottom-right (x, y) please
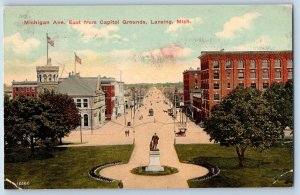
top-left (165, 17), bottom-right (203, 33)
top-left (71, 24), bottom-right (124, 42)
top-left (232, 36), bottom-right (272, 51)
top-left (4, 33), bottom-right (41, 54)
top-left (215, 12), bottom-right (261, 39)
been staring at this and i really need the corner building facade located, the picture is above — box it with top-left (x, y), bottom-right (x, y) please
top-left (199, 50), bottom-right (293, 120)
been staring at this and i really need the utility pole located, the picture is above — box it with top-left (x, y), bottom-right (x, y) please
top-left (133, 88), bottom-right (136, 116)
top-left (80, 116), bottom-right (82, 143)
top-left (174, 87), bottom-right (176, 133)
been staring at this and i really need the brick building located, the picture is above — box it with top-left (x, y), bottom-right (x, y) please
top-left (183, 67), bottom-right (201, 105)
top-left (102, 85), bottom-right (115, 120)
top-left (12, 80), bottom-right (38, 99)
top-left (101, 77), bottom-right (116, 120)
top-left (198, 50), bottom-right (293, 121)
top-left (183, 67), bottom-right (201, 118)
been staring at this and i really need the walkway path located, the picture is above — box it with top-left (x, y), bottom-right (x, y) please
top-left (99, 87), bottom-right (209, 188)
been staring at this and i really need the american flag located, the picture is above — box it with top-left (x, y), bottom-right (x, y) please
top-left (75, 52), bottom-right (81, 64)
top-left (47, 36), bottom-right (54, 47)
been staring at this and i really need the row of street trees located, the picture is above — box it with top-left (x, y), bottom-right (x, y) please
top-left (4, 91), bottom-right (80, 157)
top-left (204, 81), bottom-right (293, 167)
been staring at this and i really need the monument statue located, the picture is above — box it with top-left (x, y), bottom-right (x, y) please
top-left (146, 133), bottom-right (164, 172)
top-left (150, 133), bottom-right (159, 151)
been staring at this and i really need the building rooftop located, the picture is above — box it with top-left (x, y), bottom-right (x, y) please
top-left (183, 67), bottom-right (201, 73)
top-left (57, 75), bottom-right (103, 96)
top-left (198, 50), bottom-right (292, 59)
top-left (12, 80), bottom-right (37, 85)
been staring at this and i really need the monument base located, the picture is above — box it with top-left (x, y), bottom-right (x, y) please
top-left (145, 150), bottom-right (164, 172)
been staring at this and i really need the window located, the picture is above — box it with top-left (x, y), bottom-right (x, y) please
top-left (99, 112), bottom-right (101, 122)
top-left (20, 87), bottom-right (24, 92)
top-left (262, 72), bottom-right (269, 78)
top-left (27, 87), bottom-right (30, 92)
top-left (227, 83), bottom-right (231, 89)
top-left (250, 60), bottom-right (256, 69)
top-left (84, 114), bottom-right (89, 126)
top-left (213, 73), bottom-right (219, 79)
top-left (288, 71), bottom-right (293, 79)
top-left (226, 72), bottom-right (231, 79)
top-left (83, 99), bottom-right (88, 108)
top-left (250, 72), bottom-right (256, 79)
top-left (238, 72), bottom-right (244, 79)
top-left (263, 83), bottom-right (269, 89)
top-left (225, 60), bottom-right (232, 69)
top-left (43, 74), bottom-right (47, 82)
top-left (288, 59), bottom-right (293, 68)
top-left (238, 83), bottom-right (244, 88)
top-left (15, 88), bottom-right (18, 92)
top-left (214, 83), bottom-right (220, 89)
top-left (275, 71), bottom-right (281, 79)
top-left (195, 79), bottom-right (198, 84)
top-left (76, 99), bottom-right (82, 108)
top-left (262, 59), bottom-right (269, 68)
top-left (49, 74), bottom-right (52, 81)
top-left (27, 94), bottom-right (29, 97)
top-left (214, 94), bottom-right (220, 101)
top-left (251, 83), bottom-right (256, 89)
top-left (213, 60), bottom-right (219, 69)
top-left (275, 59), bottom-right (281, 68)
top-left (238, 60), bottom-right (244, 69)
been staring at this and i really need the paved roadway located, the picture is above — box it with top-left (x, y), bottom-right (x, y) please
top-left (63, 87), bottom-right (211, 188)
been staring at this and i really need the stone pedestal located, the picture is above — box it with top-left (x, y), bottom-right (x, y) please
top-left (145, 150), bottom-right (164, 172)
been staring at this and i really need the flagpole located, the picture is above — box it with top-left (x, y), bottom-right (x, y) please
top-left (46, 33), bottom-right (48, 65)
top-left (74, 53), bottom-right (77, 74)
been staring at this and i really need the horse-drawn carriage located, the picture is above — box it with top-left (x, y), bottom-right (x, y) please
top-left (175, 127), bottom-right (187, 137)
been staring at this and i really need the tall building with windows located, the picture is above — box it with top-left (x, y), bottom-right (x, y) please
top-left (198, 50), bottom-right (293, 121)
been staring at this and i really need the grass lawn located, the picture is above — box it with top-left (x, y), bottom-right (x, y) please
top-left (5, 145), bottom-right (133, 189)
top-left (175, 144), bottom-right (293, 188)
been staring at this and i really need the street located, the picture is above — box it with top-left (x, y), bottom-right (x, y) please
top-left (63, 87), bottom-right (211, 188)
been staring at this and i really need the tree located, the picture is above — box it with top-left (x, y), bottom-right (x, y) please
top-left (4, 96), bottom-right (70, 156)
top-left (204, 88), bottom-right (283, 167)
top-left (39, 91), bottom-right (81, 143)
top-left (264, 80), bottom-right (293, 131)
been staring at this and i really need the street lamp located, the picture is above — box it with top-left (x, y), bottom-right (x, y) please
top-left (80, 115), bottom-right (82, 143)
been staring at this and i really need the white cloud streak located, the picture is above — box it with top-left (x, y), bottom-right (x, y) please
top-left (215, 12), bottom-right (261, 39)
top-left (4, 33), bottom-right (41, 55)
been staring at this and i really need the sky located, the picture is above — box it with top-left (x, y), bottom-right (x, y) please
top-left (4, 5), bottom-right (292, 84)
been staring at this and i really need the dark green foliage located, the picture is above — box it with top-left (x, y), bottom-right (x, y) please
top-left (39, 91), bottom-right (80, 130)
top-left (264, 80), bottom-right (293, 130)
top-left (4, 96), bottom-right (71, 156)
top-left (204, 88), bottom-right (283, 167)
